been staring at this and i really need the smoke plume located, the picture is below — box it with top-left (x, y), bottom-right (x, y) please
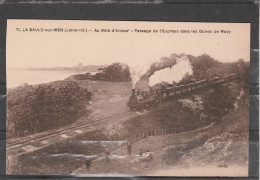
top-left (148, 55), bottom-right (193, 87)
top-left (129, 63), bottom-right (150, 88)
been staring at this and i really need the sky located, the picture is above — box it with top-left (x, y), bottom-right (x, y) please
top-left (7, 20), bottom-right (250, 68)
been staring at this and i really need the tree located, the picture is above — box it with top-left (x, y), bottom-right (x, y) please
top-left (191, 54), bottom-right (217, 79)
top-left (237, 58), bottom-right (249, 81)
top-left (236, 58), bottom-right (249, 95)
top-left (78, 63), bottom-right (83, 67)
top-left (237, 58), bottom-right (246, 71)
top-left (7, 83), bottom-right (92, 137)
top-left (92, 63), bottom-right (131, 82)
top-left (104, 63), bottom-right (123, 81)
top-left (203, 85), bottom-right (235, 123)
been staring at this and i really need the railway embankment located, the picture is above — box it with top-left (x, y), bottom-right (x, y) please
top-left (9, 80), bottom-right (246, 175)
top-left (73, 81), bottom-right (248, 176)
top-left (6, 80), bottom-right (133, 174)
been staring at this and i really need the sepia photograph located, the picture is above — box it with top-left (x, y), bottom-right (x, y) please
top-left (6, 20), bottom-right (250, 176)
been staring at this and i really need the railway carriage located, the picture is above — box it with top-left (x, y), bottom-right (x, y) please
top-left (127, 73), bottom-right (238, 111)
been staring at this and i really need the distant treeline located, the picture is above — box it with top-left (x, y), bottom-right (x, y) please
top-left (70, 63), bottom-right (131, 82)
top-left (70, 54), bottom-right (247, 85)
top-left (11, 64), bottom-right (105, 73)
top-left (143, 53), bottom-right (246, 83)
top-left (7, 82), bottom-right (92, 138)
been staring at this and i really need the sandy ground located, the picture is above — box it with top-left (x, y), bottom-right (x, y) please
top-left (7, 80), bottom-right (249, 176)
top-left (7, 80), bottom-right (133, 145)
top-left (73, 110), bottom-right (248, 176)
top-left (73, 86), bottom-right (249, 176)
top-left (7, 80), bottom-right (135, 174)
top-left (75, 80), bottom-right (132, 120)
top-left (7, 80), bottom-right (132, 143)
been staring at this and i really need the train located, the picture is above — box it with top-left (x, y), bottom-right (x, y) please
top-left (127, 73), bottom-right (238, 111)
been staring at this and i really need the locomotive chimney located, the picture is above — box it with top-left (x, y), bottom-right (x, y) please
top-left (132, 89), bottom-right (135, 96)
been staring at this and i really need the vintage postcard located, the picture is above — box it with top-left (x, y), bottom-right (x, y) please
top-left (6, 20), bottom-right (250, 176)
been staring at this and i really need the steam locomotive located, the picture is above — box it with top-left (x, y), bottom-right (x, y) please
top-left (127, 73), bottom-right (238, 111)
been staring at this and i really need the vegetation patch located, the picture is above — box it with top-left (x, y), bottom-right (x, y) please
top-left (7, 82), bottom-right (92, 138)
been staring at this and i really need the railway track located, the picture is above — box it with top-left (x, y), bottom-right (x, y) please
top-left (7, 75), bottom-right (239, 151)
top-left (6, 110), bottom-right (132, 150)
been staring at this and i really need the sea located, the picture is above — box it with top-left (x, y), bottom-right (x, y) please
top-left (7, 70), bottom-right (81, 89)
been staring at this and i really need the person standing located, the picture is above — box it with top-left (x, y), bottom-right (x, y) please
top-left (85, 158), bottom-right (92, 172)
top-left (105, 149), bottom-right (111, 164)
top-left (126, 141), bottom-right (132, 155)
top-left (139, 149), bottom-right (143, 157)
